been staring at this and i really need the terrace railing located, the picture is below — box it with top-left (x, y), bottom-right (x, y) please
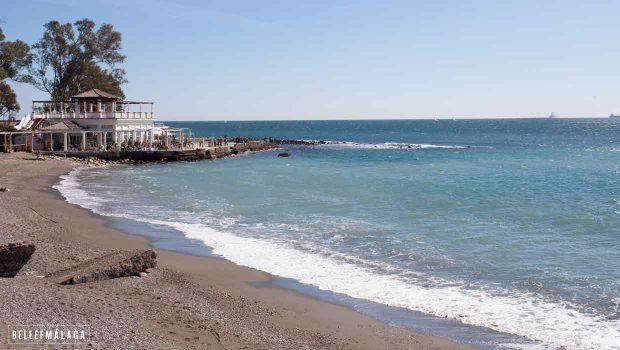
top-left (31, 101), bottom-right (155, 120)
top-left (32, 111), bottom-right (155, 119)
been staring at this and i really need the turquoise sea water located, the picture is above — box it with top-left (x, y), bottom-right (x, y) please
top-left (58, 119), bottom-right (620, 349)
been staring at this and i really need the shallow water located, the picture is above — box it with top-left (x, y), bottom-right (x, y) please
top-left (57, 119), bottom-right (620, 349)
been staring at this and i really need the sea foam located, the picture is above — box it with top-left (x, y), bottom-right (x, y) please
top-left (55, 168), bottom-right (620, 350)
top-left (319, 141), bottom-right (468, 150)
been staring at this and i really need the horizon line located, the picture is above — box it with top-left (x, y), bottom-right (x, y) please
top-left (160, 116), bottom-right (613, 122)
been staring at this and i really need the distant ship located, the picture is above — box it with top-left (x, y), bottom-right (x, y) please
top-left (609, 114), bottom-right (620, 119)
top-left (548, 112), bottom-right (557, 119)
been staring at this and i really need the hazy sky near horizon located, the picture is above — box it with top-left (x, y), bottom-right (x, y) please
top-left (3, 0), bottom-right (620, 120)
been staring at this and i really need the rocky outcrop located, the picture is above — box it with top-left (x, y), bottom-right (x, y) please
top-left (0, 242), bottom-right (36, 278)
top-left (277, 152), bottom-right (291, 157)
top-left (207, 147), bottom-right (233, 159)
top-left (232, 141), bottom-right (278, 154)
top-left (46, 140), bottom-right (286, 164)
top-left (50, 149), bottom-right (209, 163)
top-left (47, 249), bottom-right (157, 285)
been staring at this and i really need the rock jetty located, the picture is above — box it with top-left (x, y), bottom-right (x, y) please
top-left (47, 139), bottom-right (283, 166)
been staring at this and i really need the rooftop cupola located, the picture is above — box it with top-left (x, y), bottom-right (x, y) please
top-left (71, 89), bottom-right (122, 102)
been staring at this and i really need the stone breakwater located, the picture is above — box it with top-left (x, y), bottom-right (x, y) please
top-left (47, 139), bottom-right (282, 166)
top-left (47, 139), bottom-right (325, 166)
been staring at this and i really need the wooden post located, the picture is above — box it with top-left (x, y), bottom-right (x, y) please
top-left (49, 133), bottom-right (53, 151)
top-left (82, 131), bottom-right (86, 151)
top-left (63, 133), bottom-right (68, 151)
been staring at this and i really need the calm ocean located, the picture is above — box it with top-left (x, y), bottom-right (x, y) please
top-left (57, 119), bottom-right (620, 349)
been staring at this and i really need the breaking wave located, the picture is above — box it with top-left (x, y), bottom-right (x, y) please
top-left (319, 140), bottom-right (469, 150)
top-left (55, 168), bottom-right (620, 350)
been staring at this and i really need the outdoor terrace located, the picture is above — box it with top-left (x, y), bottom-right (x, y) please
top-left (31, 100), bottom-right (154, 119)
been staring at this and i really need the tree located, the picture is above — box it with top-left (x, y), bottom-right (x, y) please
top-left (75, 61), bottom-right (125, 98)
top-left (28, 19), bottom-right (126, 101)
top-left (0, 26), bottom-right (31, 120)
top-left (0, 82), bottom-right (19, 119)
top-left (0, 27), bottom-right (31, 82)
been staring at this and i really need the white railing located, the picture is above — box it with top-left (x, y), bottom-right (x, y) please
top-left (33, 112), bottom-right (155, 120)
top-left (113, 112), bottom-right (155, 119)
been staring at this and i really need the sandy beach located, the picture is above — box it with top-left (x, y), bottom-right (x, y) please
top-left (0, 152), bottom-right (469, 349)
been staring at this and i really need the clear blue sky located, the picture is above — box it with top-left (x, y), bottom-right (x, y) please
top-left (3, 0), bottom-right (620, 120)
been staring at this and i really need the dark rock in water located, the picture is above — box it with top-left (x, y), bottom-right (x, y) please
top-left (0, 242), bottom-right (36, 277)
top-left (47, 249), bottom-right (157, 285)
top-left (277, 152), bottom-right (291, 158)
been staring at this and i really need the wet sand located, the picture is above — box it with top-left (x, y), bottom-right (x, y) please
top-left (0, 152), bottom-right (470, 349)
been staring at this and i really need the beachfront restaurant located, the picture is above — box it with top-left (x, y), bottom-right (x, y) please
top-left (1, 89), bottom-right (210, 153)
top-left (30, 119), bottom-right (104, 151)
top-left (28, 89), bottom-right (157, 150)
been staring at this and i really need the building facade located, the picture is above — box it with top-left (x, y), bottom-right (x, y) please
top-left (21, 89), bottom-right (156, 151)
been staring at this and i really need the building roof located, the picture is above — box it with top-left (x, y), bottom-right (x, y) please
top-left (71, 89), bottom-right (121, 101)
top-left (34, 119), bottom-right (87, 131)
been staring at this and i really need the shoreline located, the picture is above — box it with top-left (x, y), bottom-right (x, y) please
top-left (0, 152), bottom-right (470, 349)
top-left (99, 190), bottom-right (522, 350)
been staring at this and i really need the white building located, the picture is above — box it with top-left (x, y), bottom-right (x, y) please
top-left (22, 89), bottom-right (156, 151)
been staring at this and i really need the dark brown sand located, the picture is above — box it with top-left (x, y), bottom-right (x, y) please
top-left (0, 152), bottom-right (471, 349)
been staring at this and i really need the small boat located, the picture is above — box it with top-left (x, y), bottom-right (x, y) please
top-left (609, 114), bottom-right (620, 119)
top-left (548, 112), bottom-right (557, 119)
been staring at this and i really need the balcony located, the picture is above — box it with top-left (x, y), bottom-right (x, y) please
top-left (32, 101), bottom-right (155, 120)
top-left (33, 111), bottom-right (155, 120)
